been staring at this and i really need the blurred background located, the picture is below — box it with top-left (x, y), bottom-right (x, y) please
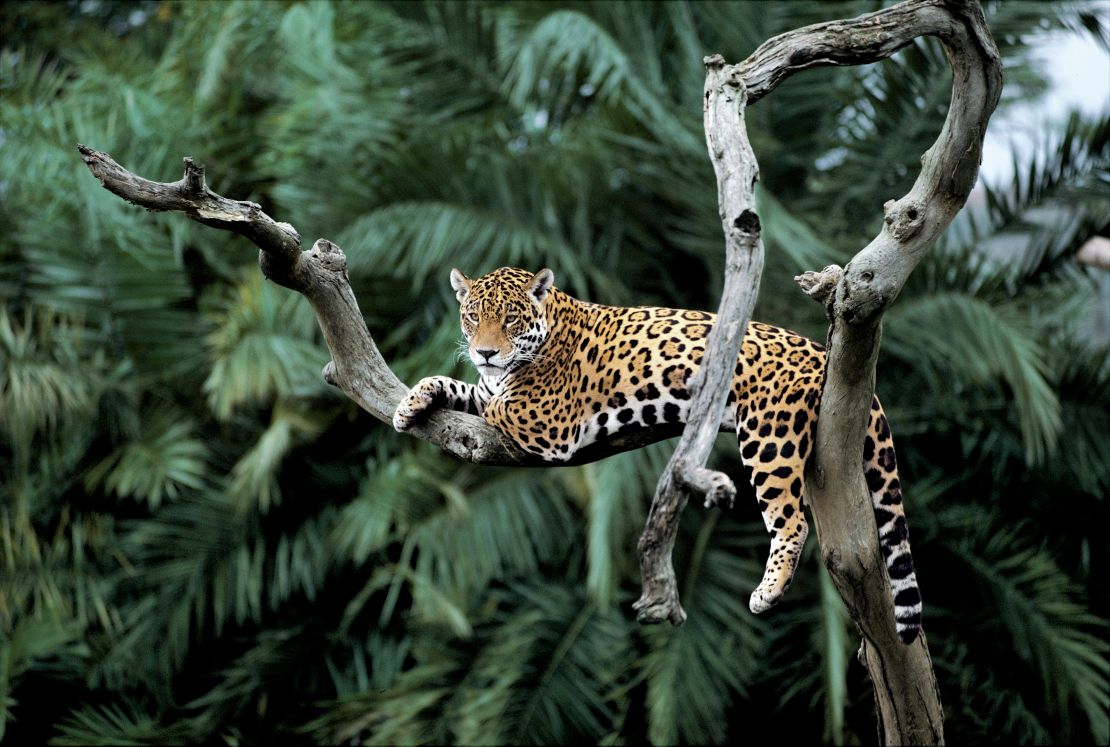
top-left (1, 1), bottom-right (1107, 744)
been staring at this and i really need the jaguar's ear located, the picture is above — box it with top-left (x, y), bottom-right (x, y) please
top-left (450, 268), bottom-right (471, 303)
top-left (528, 268), bottom-right (554, 305)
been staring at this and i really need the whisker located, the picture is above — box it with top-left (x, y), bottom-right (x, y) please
top-left (510, 349), bottom-right (551, 369)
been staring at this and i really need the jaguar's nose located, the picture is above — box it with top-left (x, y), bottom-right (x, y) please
top-left (476, 348), bottom-right (498, 362)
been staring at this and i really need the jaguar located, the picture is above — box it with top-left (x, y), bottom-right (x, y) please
top-left (393, 266), bottom-right (922, 643)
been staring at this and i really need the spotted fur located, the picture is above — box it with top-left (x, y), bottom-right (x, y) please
top-left (394, 267), bottom-right (922, 643)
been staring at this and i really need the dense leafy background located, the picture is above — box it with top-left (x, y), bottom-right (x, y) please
top-left (1, 1), bottom-right (1107, 745)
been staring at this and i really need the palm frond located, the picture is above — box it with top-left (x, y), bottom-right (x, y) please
top-left (1, 614), bottom-right (88, 741)
top-left (642, 514), bottom-right (766, 745)
top-left (84, 404), bottom-right (209, 509)
top-left (112, 495), bottom-right (249, 678)
top-left (202, 273), bottom-right (329, 420)
top-left (0, 307), bottom-right (97, 448)
top-left (817, 567), bottom-right (851, 745)
top-left (184, 626), bottom-right (310, 735)
top-left (759, 543), bottom-right (861, 746)
top-left (302, 649), bottom-right (462, 746)
top-left (933, 635), bottom-right (1052, 743)
top-left (577, 446), bottom-right (663, 609)
top-left (330, 448), bottom-right (455, 567)
top-left (393, 470), bottom-right (578, 633)
top-left (884, 292), bottom-right (1062, 464)
top-left (946, 518), bottom-right (1110, 743)
top-left (1044, 342), bottom-right (1110, 497)
top-left (325, 630), bottom-right (412, 697)
top-left (499, 8), bottom-right (699, 152)
top-left (267, 507), bottom-right (335, 611)
top-left (451, 582), bottom-right (634, 745)
top-left (228, 401), bottom-right (328, 514)
top-left (51, 700), bottom-right (196, 747)
top-left (337, 201), bottom-right (579, 289)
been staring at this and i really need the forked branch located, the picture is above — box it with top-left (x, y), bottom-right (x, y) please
top-left (636, 0), bottom-right (999, 744)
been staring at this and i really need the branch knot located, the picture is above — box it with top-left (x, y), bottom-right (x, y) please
top-left (732, 209), bottom-right (761, 234)
top-left (882, 198), bottom-right (926, 241)
top-left (703, 53), bottom-right (726, 70)
top-left (310, 238), bottom-right (348, 273)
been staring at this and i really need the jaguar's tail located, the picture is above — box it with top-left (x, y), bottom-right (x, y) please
top-left (865, 397), bottom-right (922, 644)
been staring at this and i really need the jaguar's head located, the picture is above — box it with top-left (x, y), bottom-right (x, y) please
top-left (450, 267), bottom-right (554, 377)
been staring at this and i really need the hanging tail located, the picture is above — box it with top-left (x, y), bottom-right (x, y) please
top-left (865, 397), bottom-right (922, 644)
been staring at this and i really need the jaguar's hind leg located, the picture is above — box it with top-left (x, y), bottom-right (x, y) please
top-left (737, 405), bottom-right (812, 614)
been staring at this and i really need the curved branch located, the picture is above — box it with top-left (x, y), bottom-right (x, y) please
top-left (794, 0), bottom-right (999, 604)
top-left (739, 0), bottom-right (985, 104)
top-left (787, 1), bottom-right (1001, 744)
top-left (77, 145), bottom-right (683, 468)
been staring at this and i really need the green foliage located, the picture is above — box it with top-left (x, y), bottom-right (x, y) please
top-left (885, 292), bottom-right (1062, 464)
top-left (955, 521), bottom-right (1109, 743)
top-left (85, 404), bottom-right (209, 508)
top-left (1, 1), bottom-right (1107, 745)
top-left (641, 516), bottom-right (765, 745)
top-left (0, 307), bottom-right (99, 455)
top-left (202, 272), bottom-right (329, 420)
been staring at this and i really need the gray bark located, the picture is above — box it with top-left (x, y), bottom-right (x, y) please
top-left (78, 0), bottom-right (1001, 743)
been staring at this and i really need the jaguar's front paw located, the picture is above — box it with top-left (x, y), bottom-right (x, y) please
top-left (392, 403), bottom-right (418, 432)
top-left (393, 378), bottom-right (440, 432)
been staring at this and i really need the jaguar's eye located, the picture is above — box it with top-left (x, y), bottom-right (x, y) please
top-left (504, 314), bottom-right (518, 326)
top-left (466, 312), bottom-right (479, 324)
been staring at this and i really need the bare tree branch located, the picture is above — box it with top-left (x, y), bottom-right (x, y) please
top-left (633, 57), bottom-right (764, 626)
top-left (740, 0), bottom-right (981, 104)
top-left (77, 145), bottom-right (685, 468)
